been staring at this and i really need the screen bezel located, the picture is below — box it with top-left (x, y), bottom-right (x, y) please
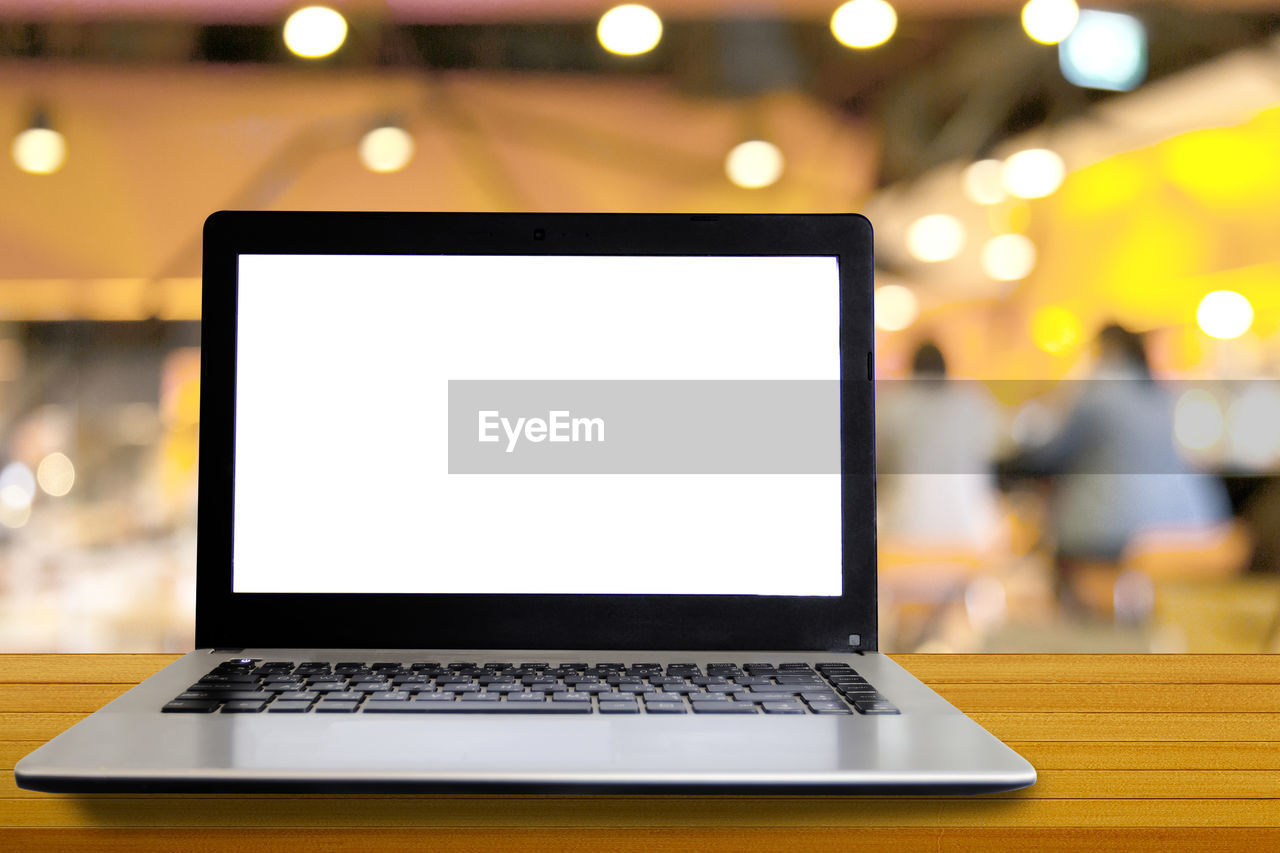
top-left (197, 211), bottom-right (876, 652)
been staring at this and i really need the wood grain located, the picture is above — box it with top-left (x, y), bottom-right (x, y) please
top-left (1, 654), bottom-right (1277, 849)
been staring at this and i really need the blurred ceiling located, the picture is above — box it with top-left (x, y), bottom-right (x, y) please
top-left (0, 63), bottom-right (872, 318)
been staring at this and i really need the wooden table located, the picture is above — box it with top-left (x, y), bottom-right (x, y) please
top-left (2, 654), bottom-right (1278, 850)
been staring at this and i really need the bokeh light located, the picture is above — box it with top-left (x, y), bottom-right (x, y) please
top-left (1059, 9), bottom-right (1147, 92)
top-left (1196, 290), bottom-right (1254, 340)
top-left (963, 159), bottom-right (1006, 205)
top-left (358, 126), bottom-right (415, 173)
top-left (874, 284), bottom-right (919, 331)
top-left (981, 233), bottom-right (1037, 281)
top-left (12, 127), bottom-right (66, 175)
top-left (830, 0), bottom-right (898, 50)
top-left (724, 140), bottom-right (784, 189)
top-left (1030, 305), bottom-right (1081, 354)
top-left (1175, 389), bottom-right (1224, 451)
top-left (905, 214), bottom-right (966, 263)
top-left (37, 452), bottom-right (75, 497)
top-left (1021, 0), bottom-right (1079, 45)
top-left (0, 462), bottom-right (36, 521)
top-left (283, 6), bottom-right (348, 59)
top-left (1002, 148), bottom-right (1066, 199)
top-left (597, 5), bottom-right (663, 56)
top-left (1227, 385), bottom-right (1280, 469)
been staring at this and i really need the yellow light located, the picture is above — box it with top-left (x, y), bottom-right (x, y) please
top-left (597, 5), bottom-right (663, 56)
top-left (831, 0), bottom-right (898, 50)
top-left (11, 127), bottom-right (66, 175)
top-left (1196, 290), bottom-right (1254, 340)
top-left (1002, 148), bottom-right (1066, 199)
top-left (874, 284), bottom-right (918, 332)
top-left (724, 140), bottom-right (784, 189)
top-left (283, 6), bottom-right (348, 59)
top-left (1030, 305), bottom-right (1081, 354)
top-left (358, 126), bottom-right (414, 173)
top-left (0, 501), bottom-right (29, 529)
top-left (36, 452), bottom-right (75, 497)
top-left (981, 233), bottom-right (1037, 281)
top-left (1021, 0), bottom-right (1079, 45)
top-left (905, 214), bottom-right (966, 263)
top-left (963, 159), bottom-right (1006, 205)
top-left (1174, 389), bottom-right (1223, 451)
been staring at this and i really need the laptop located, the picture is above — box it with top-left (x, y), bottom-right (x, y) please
top-left (16, 211), bottom-right (1035, 793)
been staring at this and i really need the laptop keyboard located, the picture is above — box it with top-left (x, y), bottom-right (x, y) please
top-left (163, 660), bottom-right (900, 716)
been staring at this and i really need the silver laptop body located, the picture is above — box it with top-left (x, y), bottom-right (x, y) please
top-left (17, 212), bottom-right (1035, 793)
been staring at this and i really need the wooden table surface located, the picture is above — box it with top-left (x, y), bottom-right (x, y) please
top-left (2, 654), bottom-right (1278, 851)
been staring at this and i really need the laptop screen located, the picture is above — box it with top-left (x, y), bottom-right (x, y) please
top-left (232, 253), bottom-right (842, 597)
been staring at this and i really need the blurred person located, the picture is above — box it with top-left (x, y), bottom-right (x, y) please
top-left (876, 341), bottom-right (1006, 552)
top-left (1003, 323), bottom-right (1231, 604)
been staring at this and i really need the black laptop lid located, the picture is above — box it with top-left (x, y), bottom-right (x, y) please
top-left (196, 212), bottom-right (876, 651)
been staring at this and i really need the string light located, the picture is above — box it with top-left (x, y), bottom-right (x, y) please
top-left (724, 140), bottom-right (784, 189)
top-left (1002, 148), bottom-right (1066, 199)
top-left (963, 159), bottom-right (1006, 205)
top-left (874, 284), bottom-right (918, 331)
top-left (1021, 0), bottom-right (1079, 45)
top-left (981, 234), bottom-right (1037, 281)
top-left (597, 5), bottom-right (663, 56)
top-left (831, 0), bottom-right (898, 50)
top-left (12, 109), bottom-right (66, 175)
top-left (905, 214), bottom-right (966, 263)
top-left (358, 124), bottom-right (414, 173)
top-left (283, 6), bottom-right (348, 59)
top-left (1196, 290), bottom-right (1253, 340)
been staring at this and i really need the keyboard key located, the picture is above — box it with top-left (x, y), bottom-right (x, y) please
top-left (315, 703), bottom-right (361, 713)
top-left (809, 705), bottom-right (853, 715)
top-left (691, 702), bottom-right (757, 714)
top-left (761, 702), bottom-right (805, 714)
top-left (460, 692), bottom-right (501, 702)
top-left (389, 702), bottom-right (592, 714)
top-left (196, 690), bottom-right (273, 701)
top-left (414, 692), bottom-right (455, 702)
top-left (163, 699), bottom-right (219, 713)
top-left (267, 701), bottom-right (313, 713)
top-left (598, 702), bottom-right (641, 714)
top-left (221, 700), bottom-right (269, 713)
top-left (800, 691), bottom-right (841, 702)
top-left (644, 703), bottom-right (687, 714)
top-left (552, 692), bottom-right (591, 702)
top-left (276, 691), bottom-right (320, 702)
top-left (853, 701), bottom-right (900, 715)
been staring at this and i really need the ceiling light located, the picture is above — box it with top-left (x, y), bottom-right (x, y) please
top-left (905, 214), bottom-right (966, 263)
top-left (358, 125), bottom-right (414, 173)
top-left (1021, 0), bottom-right (1079, 45)
top-left (1196, 290), bottom-right (1253, 340)
top-left (831, 0), bottom-right (898, 50)
top-left (1002, 148), bottom-right (1066, 199)
top-left (981, 234), bottom-right (1037, 281)
top-left (12, 110), bottom-right (66, 175)
top-left (962, 159), bottom-right (1005, 205)
top-left (283, 6), bottom-right (348, 59)
top-left (597, 5), bottom-right (663, 56)
top-left (874, 284), bottom-right (918, 331)
top-left (1059, 9), bottom-right (1147, 92)
top-left (724, 140), bottom-right (784, 189)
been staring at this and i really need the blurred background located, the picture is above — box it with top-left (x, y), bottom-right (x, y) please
top-left (1, 0), bottom-right (1279, 653)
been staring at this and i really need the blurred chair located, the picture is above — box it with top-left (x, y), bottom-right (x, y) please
top-left (878, 538), bottom-right (1011, 652)
top-left (1067, 520), bottom-right (1253, 626)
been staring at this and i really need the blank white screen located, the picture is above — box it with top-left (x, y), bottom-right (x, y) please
top-left (233, 254), bottom-right (842, 595)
